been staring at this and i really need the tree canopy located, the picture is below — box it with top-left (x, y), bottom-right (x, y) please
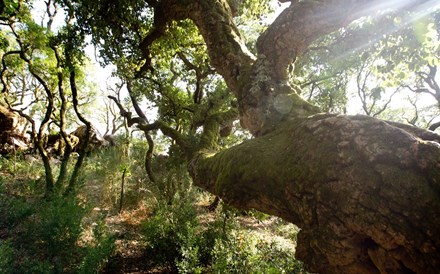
top-left (2, 0), bottom-right (440, 273)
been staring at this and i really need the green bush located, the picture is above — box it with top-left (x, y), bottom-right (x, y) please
top-left (210, 231), bottom-right (305, 274)
top-left (175, 222), bottom-right (203, 274)
top-left (141, 194), bottom-right (201, 268)
top-left (0, 240), bottom-right (14, 274)
top-left (15, 196), bottom-right (86, 273)
top-left (141, 192), bottom-right (305, 273)
top-left (77, 220), bottom-right (115, 274)
top-left (0, 194), bottom-right (34, 229)
top-left (1, 195), bottom-right (115, 273)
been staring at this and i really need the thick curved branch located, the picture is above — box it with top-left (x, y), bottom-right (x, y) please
top-left (66, 67), bottom-right (92, 193)
top-left (27, 60), bottom-right (56, 193)
top-left (144, 0), bottom-right (254, 93)
top-left (189, 114), bottom-right (440, 273)
top-left (108, 95), bottom-right (146, 126)
top-left (199, 108), bottom-right (239, 150)
top-left (64, 22), bottom-right (93, 193)
top-left (126, 80), bottom-right (148, 121)
top-left (1, 51), bottom-right (22, 93)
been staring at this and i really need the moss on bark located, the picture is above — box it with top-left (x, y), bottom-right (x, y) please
top-left (189, 114), bottom-right (440, 273)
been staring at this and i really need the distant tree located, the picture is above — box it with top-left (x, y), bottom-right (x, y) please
top-left (296, 10), bottom-right (439, 120)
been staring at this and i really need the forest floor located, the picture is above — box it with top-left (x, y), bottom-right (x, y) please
top-left (98, 201), bottom-right (297, 273)
top-left (101, 204), bottom-right (163, 274)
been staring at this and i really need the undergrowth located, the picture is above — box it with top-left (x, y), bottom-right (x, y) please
top-left (0, 140), bottom-right (306, 273)
top-left (141, 186), bottom-right (305, 273)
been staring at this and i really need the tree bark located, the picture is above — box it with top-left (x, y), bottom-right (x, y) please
top-left (132, 0), bottom-right (440, 272)
top-left (189, 114), bottom-right (440, 273)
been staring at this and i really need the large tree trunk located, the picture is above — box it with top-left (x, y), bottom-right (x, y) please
top-left (190, 114), bottom-right (440, 273)
top-left (137, 0), bottom-right (440, 272)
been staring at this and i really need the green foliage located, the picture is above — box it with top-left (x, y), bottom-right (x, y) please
top-left (141, 193), bottom-right (200, 267)
top-left (18, 196), bottom-right (86, 272)
top-left (210, 231), bottom-right (304, 274)
top-left (69, 0), bottom-right (153, 69)
top-left (77, 220), bottom-right (116, 274)
top-left (141, 180), bottom-right (304, 273)
top-left (0, 192), bottom-right (33, 228)
top-left (296, 10), bottom-right (440, 119)
top-left (0, 188), bottom-right (114, 273)
top-left (0, 240), bottom-right (14, 274)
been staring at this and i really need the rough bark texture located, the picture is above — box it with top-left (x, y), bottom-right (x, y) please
top-left (0, 105), bottom-right (29, 154)
top-left (190, 114), bottom-right (440, 273)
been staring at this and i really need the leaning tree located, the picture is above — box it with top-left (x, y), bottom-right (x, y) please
top-left (67, 0), bottom-right (440, 272)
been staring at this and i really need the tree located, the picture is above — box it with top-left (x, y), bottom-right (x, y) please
top-left (67, 0), bottom-right (440, 272)
top-left (295, 10), bottom-right (439, 119)
top-left (0, 0), bottom-right (94, 195)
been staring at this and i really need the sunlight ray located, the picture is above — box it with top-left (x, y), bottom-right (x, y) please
top-left (330, 0), bottom-right (439, 64)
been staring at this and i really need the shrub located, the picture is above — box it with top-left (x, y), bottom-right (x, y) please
top-left (141, 192), bottom-right (305, 273)
top-left (77, 220), bottom-right (115, 274)
top-left (0, 193), bottom-right (34, 229)
top-left (0, 240), bottom-right (14, 274)
top-left (210, 230), bottom-right (305, 274)
top-left (141, 194), bottom-right (201, 268)
top-left (4, 195), bottom-right (115, 273)
top-left (17, 196), bottom-right (86, 272)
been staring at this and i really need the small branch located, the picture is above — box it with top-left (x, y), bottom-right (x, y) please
top-left (126, 80), bottom-right (148, 120)
top-left (372, 87), bottom-right (400, 118)
top-left (108, 94), bottom-right (194, 179)
top-left (429, 121), bottom-right (440, 131)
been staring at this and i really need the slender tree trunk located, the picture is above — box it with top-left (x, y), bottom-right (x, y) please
top-left (119, 168), bottom-right (127, 213)
top-left (66, 69), bottom-right (92, 194)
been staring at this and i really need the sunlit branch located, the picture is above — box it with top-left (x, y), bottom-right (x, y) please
top-left (199, 108), bottom-right (239, 150)
top-left (257, 0), bottom-right (436, 82)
